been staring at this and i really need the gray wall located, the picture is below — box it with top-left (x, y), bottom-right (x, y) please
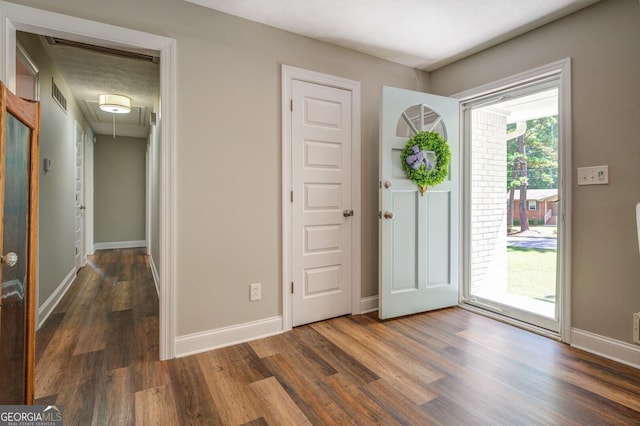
top-left (17, 0), bottom-right (636, 346)
top-left (94, 135), bottom-right (146, 244)
top-left (430, 0), bottom-right (640, 344)
top-left (7, 0), bottom-right (430, 335)
top-left (15, 32), bottom-right (94, 308)
top-left (11, 0), bottom-right (638, 348)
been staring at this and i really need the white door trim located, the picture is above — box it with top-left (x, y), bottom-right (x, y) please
top-left (146, 136), bottom-right (151, 255)
top-left (282, 65), bottom-right (361, 331)
top-left (0, 1), bottom-right (178, 359)
top-left (84, 133), bottom-right (94, 257)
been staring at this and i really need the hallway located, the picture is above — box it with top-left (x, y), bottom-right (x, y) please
top-left (35, 249), bottom-right (160, 424)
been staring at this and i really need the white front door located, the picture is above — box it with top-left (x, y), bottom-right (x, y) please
top-left (291, 79), bottom-right (353, 326)
top-left (74, 122), bottom-right (84, 270)
top-left (378, 86), bottom-right (459, 319)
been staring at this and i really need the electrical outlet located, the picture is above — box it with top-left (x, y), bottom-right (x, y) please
top-left (634, 312), bottom-right (640, 344)
top-left (250, 283), bottom-right (261, 301)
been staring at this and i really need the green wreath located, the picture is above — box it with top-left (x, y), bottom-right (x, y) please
top-left (401, 131), bottom-right (451, 195)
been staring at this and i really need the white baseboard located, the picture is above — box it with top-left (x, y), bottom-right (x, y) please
top-left (360, 296), bottom-right (379, 314)
top-left (175, 316), bottom-right (283, 358)
top-left (37, 267), bottom-right (76, 329)
top-left (149, 255), bottom-right (160, 297)
top-left (94, 240), bottom-right (146, 250)
top-left (571, 328), bottom-right (640, 369)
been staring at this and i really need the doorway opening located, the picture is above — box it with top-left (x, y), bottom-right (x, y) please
top-left (461, 61), bottom-right (571, 336)
top-left (1, 1), bottom-right (177, 360)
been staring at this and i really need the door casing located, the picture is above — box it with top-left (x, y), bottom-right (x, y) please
top-left (282, 65), bottom-right (361, 331)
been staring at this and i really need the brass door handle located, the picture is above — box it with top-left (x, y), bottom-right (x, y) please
top-left (383, 211), bottom-right (394, 220)
top-left (343, 209), bottom-right (354, 218)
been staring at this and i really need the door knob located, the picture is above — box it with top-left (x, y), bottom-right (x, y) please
top-left (343, 209), bottom-right (354, 218)
top-left (1, 252), bottom-right (18, 267)
top-left (384, 181), bottom-right (392, 189)
top-left (80, 205), bottom-right (86, 210)
top-left (383, 211), bottom-right (394, 219)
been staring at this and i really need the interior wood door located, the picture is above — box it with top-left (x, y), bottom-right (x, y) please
top-left (0, 81), bottom-right (40, 404)
top-left (378, 86), bottom-right (459, 319)
top-left (291, 79), bottom-right (352, 326)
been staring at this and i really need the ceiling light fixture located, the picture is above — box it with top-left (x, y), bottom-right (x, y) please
top-left (99, 94), bottom-right (132, 138)
top-left (99, 94), bottom-right (131, 114)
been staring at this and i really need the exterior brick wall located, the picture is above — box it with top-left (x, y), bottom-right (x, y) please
top-left (470, 109), bottom-right (508, 295)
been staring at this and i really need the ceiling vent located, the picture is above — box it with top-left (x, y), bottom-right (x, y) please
top-left (45, 36), bottom-right (159, 63)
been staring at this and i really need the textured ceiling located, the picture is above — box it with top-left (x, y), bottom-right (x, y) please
top-left (37, 35), bottom-right (159, 138)
top-left (186, 0), bottom-right (600, 70)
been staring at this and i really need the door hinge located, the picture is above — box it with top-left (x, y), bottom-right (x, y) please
top-left (290, 99), bottom-right (293, 111)
top-left (379, 181), bottom-right (382, 189)
top-left (290, 191), bottom-right (293, 203)
top-left (291, 282), bottom-right (294, 294)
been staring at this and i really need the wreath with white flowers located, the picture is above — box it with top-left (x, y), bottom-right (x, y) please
top-left (401, 131), bottom-right (451, 195)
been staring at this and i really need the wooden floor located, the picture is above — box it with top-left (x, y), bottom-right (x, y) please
top-left (36, 249), bottom-right (640, 425)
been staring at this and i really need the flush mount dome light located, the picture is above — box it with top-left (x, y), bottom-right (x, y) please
top-left (98, 94), bottom-right (131, 114)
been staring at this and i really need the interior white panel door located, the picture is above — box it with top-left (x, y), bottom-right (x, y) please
top-left (379, 86), bottom-right (459, 319)
top-left (74, 123), bottom-right (84, 270)
top-left (292, 80), bottom-right (352, 326)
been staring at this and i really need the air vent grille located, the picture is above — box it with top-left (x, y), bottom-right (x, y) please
top-left (51, 78), bottom-right (67, 113)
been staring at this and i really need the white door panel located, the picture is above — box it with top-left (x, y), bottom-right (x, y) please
top-left (292, 80), bottom-right (352, 326)
top-left (74, 123), bottom-right (84, 270)
top-left (379, 86), bottom-right (459, 319)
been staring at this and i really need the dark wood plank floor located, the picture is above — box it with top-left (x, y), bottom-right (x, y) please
top-left (36, 249), bottom-right (640, 425)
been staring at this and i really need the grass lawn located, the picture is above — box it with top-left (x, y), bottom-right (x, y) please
top-left (507, 246), bottom-right (557, 302)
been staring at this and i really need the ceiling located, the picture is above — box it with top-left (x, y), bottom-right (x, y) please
top-left (491, 89), bottom-right (559, 124)
top-left (31, 34), bottom-right (160, 139)
top-left (187, 0), bottom-right (600, 70)
top-left (23, 1), bottom-right (599, 138)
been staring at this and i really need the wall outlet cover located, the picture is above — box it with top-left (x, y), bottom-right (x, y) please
top-left (250, 283), bottom-right (261, 301)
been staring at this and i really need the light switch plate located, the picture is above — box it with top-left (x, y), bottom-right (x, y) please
top-left (577, 165), bottom-right (608, 185)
